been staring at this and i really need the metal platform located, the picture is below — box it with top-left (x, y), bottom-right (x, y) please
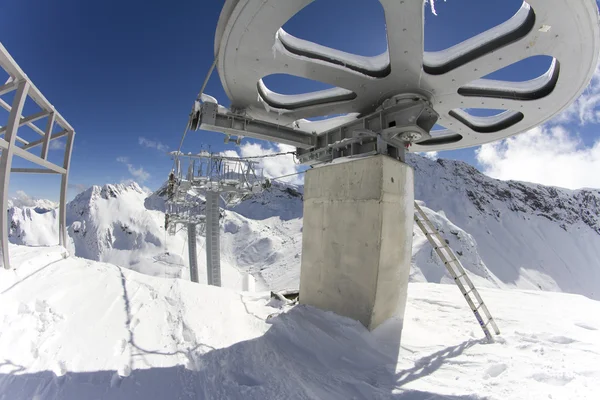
top-left (165, 152), bottom-right (265, 285)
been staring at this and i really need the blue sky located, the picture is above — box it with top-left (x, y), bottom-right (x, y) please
top-left (1, 0), bottom-right (599, 201)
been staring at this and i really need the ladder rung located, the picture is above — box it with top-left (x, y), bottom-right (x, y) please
top-left (462, 287), bottom-right (474, 296)
top-left (444, 259), bottom-right (459, 266)
top-left (434, 245), bottom-right (449, 250)
top-left (484, 318), bottom-right (494, 327)
top-left (454, 273), bottom-right (466, 280)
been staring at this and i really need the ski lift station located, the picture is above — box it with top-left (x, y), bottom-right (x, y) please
top-left (1, 0), bottom-right (599, 345)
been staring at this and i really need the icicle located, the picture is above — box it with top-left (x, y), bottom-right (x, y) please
top-left (425, 0), bottom-right (446, 16)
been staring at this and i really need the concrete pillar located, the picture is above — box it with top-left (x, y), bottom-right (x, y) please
top-left (299, 155), bottom-right (414, 330)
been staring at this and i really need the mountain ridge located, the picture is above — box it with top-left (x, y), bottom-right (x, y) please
top-left (6, 155), bottom-right (600, 299)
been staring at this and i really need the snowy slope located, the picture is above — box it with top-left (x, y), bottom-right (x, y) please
top-left (409, 154), bottom-right (600, 299)
top-left (8, 207), bottom-right (59, 246)
top-left (7, 183), bottom-right (249, 290)
top-left (0, 245), bottom-right (598, 399)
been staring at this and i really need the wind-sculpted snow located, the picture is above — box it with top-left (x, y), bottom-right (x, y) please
top-left (1, 245), bottom-right (599, 399)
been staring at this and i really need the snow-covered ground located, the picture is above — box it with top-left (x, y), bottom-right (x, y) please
top-left (0, 245), bottom-right (598, 399)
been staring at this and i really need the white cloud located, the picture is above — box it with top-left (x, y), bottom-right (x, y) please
top-left (116, 156), bottom-right (151, 183)
top-left (126, 165), bottom-right (151, 182)
top-left (68, 183), bottom-right (88, 193)
top-left (139, 137), bottom-right (169, 152)
top-left (553, 63), bottom-right (600, 125)
top-left (476, 125), bottom-right (600, 190)
top-left (418, 151), bottom-right (438, 160)
top-left (8, 190), bottom-right (58, 209)
top-left (224, 143), bottom-right (303, 184)
top-left (49, 139), bottom-right (66, 150)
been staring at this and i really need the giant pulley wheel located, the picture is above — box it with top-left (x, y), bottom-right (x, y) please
top-left (197, 0), bottom-right (599, 160)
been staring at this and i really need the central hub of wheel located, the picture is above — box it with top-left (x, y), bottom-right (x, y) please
top-left (295, 93), bottom-right (439, 164)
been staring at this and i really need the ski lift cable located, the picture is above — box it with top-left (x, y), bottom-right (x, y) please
top-left (173, 57), bottom-right (219, 169)
top-left (269, 170), bottom-right (306, 181)
top-left (234, 151), bottom-right (297, 160)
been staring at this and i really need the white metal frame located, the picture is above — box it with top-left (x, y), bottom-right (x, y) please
top-left (0, 42), bottom-right (75, 269)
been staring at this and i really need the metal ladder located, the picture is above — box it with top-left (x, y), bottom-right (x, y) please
top-left (187, 223), bottom-right (199, 283)
top-left (413, 202), bottom-right (500, 342)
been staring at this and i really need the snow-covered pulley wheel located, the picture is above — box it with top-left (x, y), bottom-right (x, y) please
top-left (214, 0), bottom-right (600, 152)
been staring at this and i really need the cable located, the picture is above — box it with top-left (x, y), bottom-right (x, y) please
top-left (174, 57), bottom-right (219, 165)
top-left (196, 57), bottom-right (219, 102)
top-left (269, 170), bottom-right (306, 181)
top-left (234, 151), bottom-right (297, 160)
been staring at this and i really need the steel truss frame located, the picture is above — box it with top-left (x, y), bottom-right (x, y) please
top-left (0, 42), bottom-right (75, 269)
top-left (165, 152), bottom-right (264, 285)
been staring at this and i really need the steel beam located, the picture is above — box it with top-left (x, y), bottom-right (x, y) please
top-left (21, 129), bottom-right (68, 151)
top-left (0, 42), bottom-right (74, 133)
top-left (0, 80), bottom-right (30, 269)
top-left (41, 112), bottom-right (55, 160)
top-left (0, 98), bottom-right (46, 137)
top-left (0, 80), bottom-right (18, 96)
top-left (0, 110), bottom-right (50, 136)
top-left (11, 168), bottom-right (60, 174)
top-left (59, 131), bottom-right (74, 247)
top-left (197, 102), bottom-right (314, 149)
top-left (11, 146), bottom-right (66, 174)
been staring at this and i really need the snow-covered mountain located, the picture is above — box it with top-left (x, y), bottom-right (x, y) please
top-left (8, 190), bottom-right (58, 211)
top-left (409, 154), bottom-right (600, 300)
top-left (6, 155), bottom-right (600, 300)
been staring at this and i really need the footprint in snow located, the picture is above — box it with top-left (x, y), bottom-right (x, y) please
top-left (574, 322), bottom-right (597, 331)
top-left (118, 364), bottom-right (132, 378)
top-left (165, 296), bottom-right (178, 307)
top-left (546, 335), bottom-right (576, 345)
top-left (485, 363), bottom-right (507, 378)
top-left (115, 338), bottom-right (127, 355)
top-left (530, 372), bottom-right (573, 386)
top-left (30, 342), bottom-right (39, 359)
top-left (53, 361), bottom-right (67, 377)
top-left (182, 323), bottom-right (194, 343)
